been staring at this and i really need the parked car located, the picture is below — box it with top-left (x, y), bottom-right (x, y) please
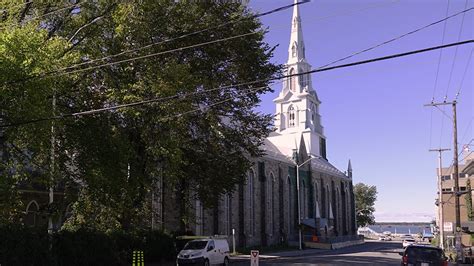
top-left (402, 238), bottom-right (416, 248)
top-left (378, 236), bottom-right (392, 241)
top-left (399, 245), bottom-right (447, 266)
top-left (177, 238), bottom-right (230, 266)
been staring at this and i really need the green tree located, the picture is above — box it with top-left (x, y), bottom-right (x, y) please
top-left (1, 1), bottom-right (280, 231)
top-left (466, 179), bottom-right (472, 221)
top-left (0, 6), bottom-right (80, 224)
top-left (354, 183), bottom-right (377, 227)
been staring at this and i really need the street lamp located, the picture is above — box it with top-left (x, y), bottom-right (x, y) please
top-left (293, 151), bottom-right (317, 250)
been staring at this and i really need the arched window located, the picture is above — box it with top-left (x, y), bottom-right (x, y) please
top-left (321, 183), bottom-right (327, 218)
top-left (224, 194), bottom-right (231, 235)
top-left (313, 182), bottom-right (318, 218)
top-left (292, 43), bottom-right (297, 57)
top-left (300, 72), bottom-right (306, 88)
top-left (311, 104), bottom-right (316, 125)
top-left (25, 201), bottom-right (39, 227)
top-left (288, 105), bottom-right (295, 127)
top-left (287, 176), bottom-right (292, 235)
top-left (248, 170), bottom-right (255, 236)
top-left (289, 68), bottom-right (296, 92)
top-left (195, 199), bottom-right (203, 235)
top-left (269, 173), bottom-right (275, 234)
top-left (301, 180), bottom-right (306, 218)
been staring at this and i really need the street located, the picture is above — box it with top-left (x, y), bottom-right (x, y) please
top-left (232, 240), bottom-right (404, 265)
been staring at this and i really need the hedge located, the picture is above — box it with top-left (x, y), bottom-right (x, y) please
top-left (0, 225), bottom-right (176, 266)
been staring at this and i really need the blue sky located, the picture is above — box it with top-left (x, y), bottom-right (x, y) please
top-left (249, 0), bottom-right (473, 222)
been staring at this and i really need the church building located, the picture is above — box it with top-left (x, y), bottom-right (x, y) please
top-left (156, 2), bottom-right (357, 248)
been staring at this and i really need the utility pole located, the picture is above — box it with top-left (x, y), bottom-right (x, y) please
top-left (425, 100), bottom-right (461, 261)
top-left (293, 149), bottom-right (315, 250)
top-left (429, 148), bottom-right (450, 250)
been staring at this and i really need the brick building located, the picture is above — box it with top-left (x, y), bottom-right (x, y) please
top-left (439, 150), bottom-right (474, 247)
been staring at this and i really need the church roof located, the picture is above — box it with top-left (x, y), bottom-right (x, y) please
top-left (262, 139), bottom-right (348, 178)
top-left (310, 157), bottom-right (347, 178)
top-left (261, 139), bottom-right (294, 164)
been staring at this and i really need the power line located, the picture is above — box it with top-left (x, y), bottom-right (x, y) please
top-left (4, 0), bottom-right (310, 85)
top-left (2, 39), bottom-right (473, 129)
top-left (0, 2), bottom-right (82, 30)
top-left (432, 0), bottom-right (451, 101)
top-left (160, 84), bottom-right (278, 122)
top-left (455, 48), bottom-right (473, 100)
top-left (54, 31), bottom-right (258, 76)
top-left (434, 0), bottom-right (451, 149)
top-left (7, 3), bottom-right (473, 84)
top-left (267, 0), bottom-right (399, 32)
top-left (319, 4), bottom-right (474, 69)
top-left (445, 0), bottom-right (469, 99)
top-left (51, 0), bottom-right (310, 74)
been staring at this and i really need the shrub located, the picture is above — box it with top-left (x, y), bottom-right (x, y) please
top-left (0, 224), bottom-right (52, 266)
top-left (54, 228), bottom-right (120, 266)
top-left (0, 224), bottom-right (175, 265)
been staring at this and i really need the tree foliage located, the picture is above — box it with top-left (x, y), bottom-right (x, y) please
top-left (466, 179), bottom-right (472, 221)
top-left (354, 182), bottom-right (377, 227)
top-left (1, 1), bottom-right (280, 231)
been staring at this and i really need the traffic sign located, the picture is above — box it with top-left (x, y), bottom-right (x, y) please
top-left (250, 250), bottom-right (259, 266)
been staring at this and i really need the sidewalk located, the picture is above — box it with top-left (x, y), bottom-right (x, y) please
top-left (231, 247), bottom-right (327, 260)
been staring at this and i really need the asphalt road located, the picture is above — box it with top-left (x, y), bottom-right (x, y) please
top-left (232, 240), bottom-right (404, 265)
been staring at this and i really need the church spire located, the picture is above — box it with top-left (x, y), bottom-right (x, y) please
top-left (288, 0), bottom-right (305, 63)
top-left (347, 160), bottom-right (352, 178)
top-left (271, 0), bottom-right (325, 159)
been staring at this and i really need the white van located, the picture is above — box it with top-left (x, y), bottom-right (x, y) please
top-left (177, 238), bottom-right (230, 266)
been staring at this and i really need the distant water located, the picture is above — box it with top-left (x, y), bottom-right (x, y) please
top-left (367, 223), bottom-right (434, 235)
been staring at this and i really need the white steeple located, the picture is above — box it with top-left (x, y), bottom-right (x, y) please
top-left (269, 0), bottom-right (326, 159)
top-left (288, 0), bottom-right (306, 64)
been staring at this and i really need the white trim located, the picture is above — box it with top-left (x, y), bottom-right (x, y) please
top-left (26, 200), bottom-right (39, 212)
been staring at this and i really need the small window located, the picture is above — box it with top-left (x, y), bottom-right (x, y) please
top-left (288, 106), bottom-right (295, 127)
top-left (320, 137), bottom-right (327, 159)
top-left (289, 68), bottom-right (296, 92)
top-left (292, 44), bottom-right (297, 57)
top-left (441, 175), bottom-right (451, 181)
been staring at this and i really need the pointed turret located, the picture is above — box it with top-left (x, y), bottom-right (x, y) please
top-left (288, 0), bottom-right (305, 64)
top-left (347, 160), bottom-right (352, 179)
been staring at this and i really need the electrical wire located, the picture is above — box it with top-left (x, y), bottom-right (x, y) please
top-left (455, 48), bottom-right (473, 100)
top-left (4, 0), bottom-right (310, 85)
top-left (0, 2), bottom-right (82, 30)
top-left (445, 0), bottom-right (469, 99)
top-left (319, 4), bottom-right (474, 69)
top-left (436, 0), bottom-right (452, 150)
top-left (1, 39), bottom-right (473, 129)
top-left (54, 4), bottom-right (472, 77)
top-left (434, 105), bottom-right (453, 121)
top-left (432, 0), bottom-right (451, 101)
top-left (52, 0), bottom-right (310, 73)
top-left (159, 83), bottom-right (282, 122)
top-left (459, 118), bottom-right (473, 147)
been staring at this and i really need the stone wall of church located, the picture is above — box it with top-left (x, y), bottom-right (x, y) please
top-left (155, 157), bottom-right (356, 249)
